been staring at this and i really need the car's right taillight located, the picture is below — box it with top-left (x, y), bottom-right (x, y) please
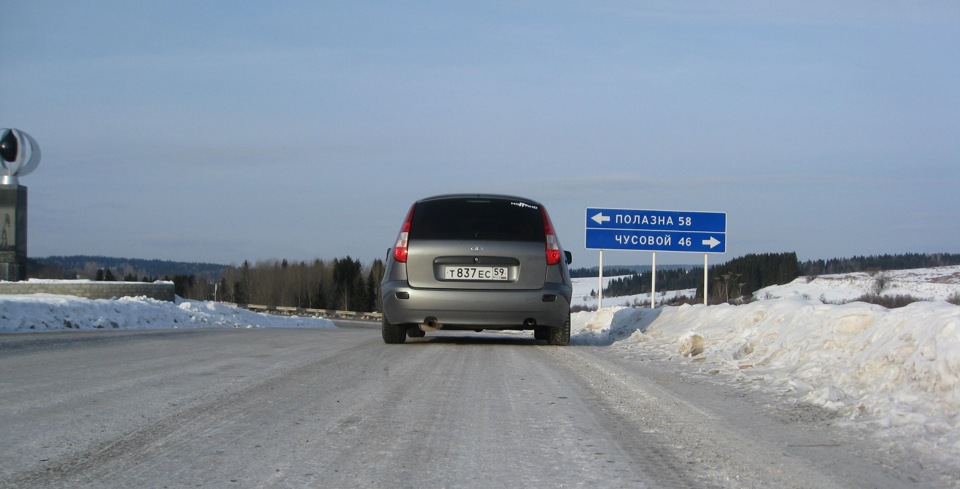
top-left (541, 206), bottom-right (562, 265)
top-left (393, 204), bottom-right (415, 263)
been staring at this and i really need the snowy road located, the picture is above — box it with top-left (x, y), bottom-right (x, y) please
top-left (0, 322), bottom-right (948, 488)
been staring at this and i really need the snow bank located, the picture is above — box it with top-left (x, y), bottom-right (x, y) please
top-left (571, 297), bottom-right (960, 460)
top-left (0, 294), bottom-right (335, 333)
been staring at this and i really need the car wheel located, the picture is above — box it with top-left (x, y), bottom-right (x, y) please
top-left (382, 317), bottom-right (407, 344)
top-left (547, 314), bottom-right (570, 346)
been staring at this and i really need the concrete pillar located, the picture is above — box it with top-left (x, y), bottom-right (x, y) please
top-left (0, 184), bottom-right (27, 281)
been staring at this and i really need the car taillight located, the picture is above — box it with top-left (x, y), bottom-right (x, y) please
top-left (393, 204), bottom-right (415, 263)
top-left (542, 206), bottom-right (562, 265)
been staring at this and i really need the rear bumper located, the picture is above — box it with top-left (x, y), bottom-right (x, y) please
top-left (381, 281), bottom-right (572, 330)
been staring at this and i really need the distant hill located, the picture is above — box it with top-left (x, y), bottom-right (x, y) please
top-left (29, 255), bottom-right (228, 280)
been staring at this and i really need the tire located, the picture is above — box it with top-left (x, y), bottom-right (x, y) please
top-left (382, 317), bottom-right (407, 344)
top-left (547, 314), bottom-right (570, 346)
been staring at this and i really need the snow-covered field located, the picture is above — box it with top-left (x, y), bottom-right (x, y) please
top-left (2, 265), bottom-right (959, 471)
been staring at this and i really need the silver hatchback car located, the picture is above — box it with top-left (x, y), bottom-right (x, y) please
top-left (380, 194), bottom-right (573, 345)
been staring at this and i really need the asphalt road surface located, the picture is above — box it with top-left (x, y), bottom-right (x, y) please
top-left (0, 321), bottom-right (952, 488)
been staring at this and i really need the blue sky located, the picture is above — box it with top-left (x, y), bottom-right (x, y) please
top-left (2, 1), bottom-right (958, 268)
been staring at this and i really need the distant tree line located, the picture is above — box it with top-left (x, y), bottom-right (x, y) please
top-left (598, 252), bottom-right (800, 303)
top-left (603, 268), bottom-right (701, 297)
top-left (215, 257), bottom-right (385, 312)
top-left (28, 255), bottom-right (386, 313)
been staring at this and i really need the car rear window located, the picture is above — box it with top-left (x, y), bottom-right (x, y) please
top-left (410, 198), bottom-right (545, 242)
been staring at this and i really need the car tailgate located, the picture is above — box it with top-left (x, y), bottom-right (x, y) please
top-left (406, 240), bottom-right (547, 290)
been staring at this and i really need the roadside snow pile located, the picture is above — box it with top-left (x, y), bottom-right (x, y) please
top-left (0, 294), bottom-right (335, 333)
top-left (571, 289), bottom-right (960, 463)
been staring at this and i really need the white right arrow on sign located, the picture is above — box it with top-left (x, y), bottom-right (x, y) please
top-left (703, 236), bottom-right (721, 248)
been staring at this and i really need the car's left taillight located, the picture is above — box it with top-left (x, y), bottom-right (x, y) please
top-left (542, 206), bottom-right (562, 265)
top-left (393, 204), bottom-right (415, 263)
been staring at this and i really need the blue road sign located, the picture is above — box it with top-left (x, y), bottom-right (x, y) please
top-left (585, 208), bottom-right (727, 253)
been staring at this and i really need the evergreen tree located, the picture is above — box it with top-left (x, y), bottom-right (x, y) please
top-left (333, 256), bottom-right (363, 310)
top-left (217, 277), bottom-right (230, 302)
top-left (171, 274), bottom-right (195, 298)
top-left (233, 280), bottom-right (248, 304)
top-left (366, 259), bottom-right (385, 312)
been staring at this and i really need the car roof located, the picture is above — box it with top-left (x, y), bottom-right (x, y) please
top-left (416, 194), bottom-right (541, 205)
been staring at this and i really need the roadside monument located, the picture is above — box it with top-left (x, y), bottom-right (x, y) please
top-left (0, 128), bottom-right (41, 281)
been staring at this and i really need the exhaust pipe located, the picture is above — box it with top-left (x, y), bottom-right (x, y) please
top-left (421, 317), bottom-right (442, 332)
top-left (523, 318), bottom-right (537, 327)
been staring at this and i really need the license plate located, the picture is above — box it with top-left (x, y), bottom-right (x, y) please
top-left (443, 266), bottom-right (509, 281)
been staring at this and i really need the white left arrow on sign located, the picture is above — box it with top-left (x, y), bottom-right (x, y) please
top-left (702, 236), bottom-right (721, 248)
top-left (591, 212), bottom-right (610, 225)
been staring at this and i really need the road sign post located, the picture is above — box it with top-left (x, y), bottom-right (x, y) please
top-left (585, 208), bottom-right (727, 307)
